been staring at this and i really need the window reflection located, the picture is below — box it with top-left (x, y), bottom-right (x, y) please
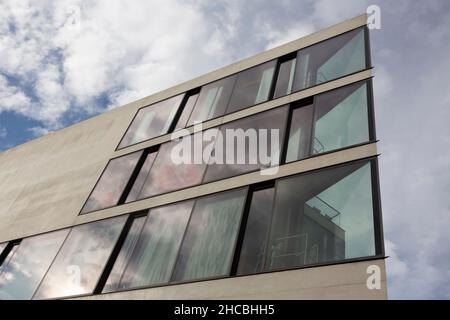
top-left (273, 58), bottom-right (296, 99)
top-left (102, 216), bottom-right (146, 293)
top-left (171, 188), bottom-right (247, 282)
top-left (175, 93), bottom-right (199, 130)
top-left (125, 152), bottom-right (157, 203)
top-left (0, 244), bottom-right (19, 274)
top-left (226, 61), bottom-right (276, 114)
top-left (187, 76), bottom-right (236, 126)
top-left (265, 161), bottom-right (375, 270)
top-left (118, 201), bottom-right (194, 289)
top-left (0, 230), bottom-right (69, 300)
top-left (203, 106), bottom-right (288, 183)
top-left (81, 151), bottom-right (142, 213)
top-left (293, 28), bottom-right (366, 91)
top-left (118, 94), bottom-right (184, 149)
top-left (33, 216), bottom-right (127, 299)
top-left (285, 104), bottom-right (313, 162)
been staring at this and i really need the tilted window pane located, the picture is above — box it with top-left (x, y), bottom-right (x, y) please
top-left (136, 132), bottom-right (212, 199)
top-left (293, 28), bottom-right (366, 91)
top-left (0, 230), bottom-right (69, 300)
top-left (313, 82), bottom-right (369, 154)
top-left (125, 152), bottom-right (157, 203)
top-left (237, 187), bottom-right (275, 275)
top-left (118, 94), bottom-right (184, 148)
top-left (33, 215), bottom-right (127, 299)
top-left (175, 93), bottom-right (199, 130)
top-left (273, 58), bottom-right (296, 99)
top-left (102, 216), bottom-right (146, 293)
top-left (187, 76), bottom-right (236, 125)
top-left (81, 151), bottom-right (142, 213)
top-left (172, 188), bottom-right (247, 282)
top-left (203, 106), bottom-right (288, 183)
top-left (265, 161), bottom-right (375, 271)
top-left (0, 243), bottom-right (6, 257)
top-left (118, 201), bottom-right (194, 289)
top-left (226, 60), bottom-right (276, 114)
top-left (285, 104), bottom-right (314, 162)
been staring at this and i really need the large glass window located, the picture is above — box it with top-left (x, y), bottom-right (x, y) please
top-left (125, 152), bottom-right (157, 203)
top-left (203, 106), bottom-right (288, 182)
top-left (293, 28), bottom-right (366, 92)
top-left (0, 230), bottom-right (69, 300)
top-left (264, 161), bottom-right (375, 271)
top-left (81, 151), bottom-right (142, 213)
top-left (285, 81), bottom-right (370, 162)
top-left (312, 81), bottom-right (369, 154)
top-left (0, 243), bottom-right (19, 273)
top-left (175, 93), bottom-right (199, 130)
top-left (171, 188), bottom-right (247, 282)
top-left (225, 61), bottom-right (276, 114)
top-left (186, 76), bottom-right (236, 126)
top-left (118, 94), bottom-right (184, 149)
top-left (116, 201), bottom-right (194, 289)
top-left (33, 216), bottom-right (127, 299)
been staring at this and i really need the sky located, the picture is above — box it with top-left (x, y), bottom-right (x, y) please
top-left (0, 0), bottom-right (449, 299)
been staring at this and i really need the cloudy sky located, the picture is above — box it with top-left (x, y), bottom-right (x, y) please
top-left (0, 0), bottom-right (449, 299)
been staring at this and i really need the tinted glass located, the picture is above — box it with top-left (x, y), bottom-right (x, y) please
top-left (203, 106), bottom-right (288, 182)
top-left (313, 82), bottom-right (369, 154)
top-left (33, 215), bottom-right (127, 299)
top-left (175, 93), bottom-right (199, 130)
top-left (118, 94), bottom-right (184, 148)
top-left (136, 132), bottom-right (213, 199)
top-left (293, 28), bottom-right (366, 91)
top-left (187, 76), bottom-right (236, 125)
top-left (119, 201), bottom-right (194, 288)
top-left (237, 187), bottom-right (275, 275)
top-left (102, 216), bottom-right (146, 293)
top-left (81, 151), bottom-right (142, 213)
top-left (125, 152), bottom-right (157, 203)
top-left (0, 230), bottom-right (69, 300)
top-left (265, 161), bottom-right (375, 271)
top-left (285, 104), bottom-right (314, 162)
top-left (273, 58), bottom-right (296, 99)
top-left (226, 60), bottom-right (276, 114)
top-left (0, 244), bottom-right (19, 273)
top-left (172, 188), bottom-right (247, 282)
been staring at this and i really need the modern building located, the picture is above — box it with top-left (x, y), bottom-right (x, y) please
top-left (0, 14), bottom-right (386, 300)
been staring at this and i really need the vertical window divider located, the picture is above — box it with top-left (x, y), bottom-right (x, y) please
top-left (367, 79), bottom-right (377, 141)
top-left (93, 211), bottom-right (147, 294)
top-left (279, 105), bottom-right (294, 165)
top-left (308, 97), bottom-right (318, 156)
top-left (371, 159), bottom-right (385, 257)
top-left (270, 52), bottom-right (297, 100)
top-left (169, 88), bottom-right (201, 133)
top-left (117, 145), bottom-right (159, 205)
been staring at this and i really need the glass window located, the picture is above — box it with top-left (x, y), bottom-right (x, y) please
top-left (175, 93), bottom-right (199, 130)
top-left (265, 161), bottom-right (375, 271)
top-left (125, 152), bottom-right (157, 203)
top-left (273, 58), bottom-right (296, 99)
top-left (117, 201), bottom-right (194, 289)
top-left (134, 132), bottom-right (212, 199)
top-left (187, 76), bottom-right (236, 126)
top-left (293, 28), bottom-right (366, 91)
top-left (33, 216), bottom-right (127, 299)
top-left (313, 82), bottom-right (369, 154)
top-left (0, 243), bottom-right (6, 257)
top-left (203, 106), bottom-right (288, 183)
top-left (285, 104), bottom-right (314, 162)
top-left (118, 94), bottom-right (184, 149)
top-left (171, 188), bottom-right (247, 282)
top-left (0, 230), bottom-right (69, 300)
top-left (81, 151), bottom-right (142, 214)
top-left (102, 216), bottom-right (146, 293)
top-left (226, 60), bottom-right (276, 114)
top-left (237, 187), bottom-right (275, 275)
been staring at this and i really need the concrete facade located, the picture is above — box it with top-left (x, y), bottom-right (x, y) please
top-left (0, 13), bottom-right (387, 299)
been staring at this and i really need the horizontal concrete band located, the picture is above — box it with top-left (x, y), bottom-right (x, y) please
top-left (114, 69), bottom-right (373, 158)
top-left (75, 142), bottom-right (378, 227)
top-left (70, 258), bottom-right (387, 300)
